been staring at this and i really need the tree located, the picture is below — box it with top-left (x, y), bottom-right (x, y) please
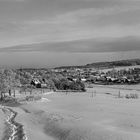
top-left (4, 69), bottom-right (16, 96)
top-left (46, 79), bottom-right (56, 91)
top-left (0, 69), bottom-right (8, 101)
top-left (13, 75), bottom-right (21, 97)
top-left (19, 72), bottom-right (32, 95)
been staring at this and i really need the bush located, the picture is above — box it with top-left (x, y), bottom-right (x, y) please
top-left (25, 95), bottom-right (41, 101)
top-left (52, 77), bottom-right (86, 91)
top-left (125, 93), bottom-right (139, 99)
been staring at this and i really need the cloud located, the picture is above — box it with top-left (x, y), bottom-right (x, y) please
top-left (1, 36), bottom-right (140, 53)
top-left (0, 4), bottom-right (139, 47)
top-left (1, 0), bottom-right (140, 48)
top-left (0, 0), bottom-right (140, 67)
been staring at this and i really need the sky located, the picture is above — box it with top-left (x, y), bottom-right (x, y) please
top-left (0, 0), bottom-right (140, 67)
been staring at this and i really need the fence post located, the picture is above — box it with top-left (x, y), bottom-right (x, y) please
top-left (118, 90), bottom-right (121, 98)
top-left (94, 90), bottom-right (96, 97)
top-left (91, 91), bottom-right (93, 98)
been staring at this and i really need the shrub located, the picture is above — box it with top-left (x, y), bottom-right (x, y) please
top-left (125, 93), bottom-right (139, 99)
top-left (52, 77), bottom-right (86, 91)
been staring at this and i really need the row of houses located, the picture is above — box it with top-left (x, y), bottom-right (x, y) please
top-left (53, 67), bottom-right (140, 85)
top-left (27, 67), bottom-right (140, 89)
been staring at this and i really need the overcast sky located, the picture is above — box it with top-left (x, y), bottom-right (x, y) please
top-left (0, 0), bottom-right (140, 67)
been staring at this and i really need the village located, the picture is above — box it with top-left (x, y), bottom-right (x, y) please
top-left (52, 67), bottom-right (140, 85)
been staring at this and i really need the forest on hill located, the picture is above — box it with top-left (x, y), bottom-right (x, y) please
top-left (55, 59), bottom-right (140, 69)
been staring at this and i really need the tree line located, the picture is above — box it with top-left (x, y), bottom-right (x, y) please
top-left (0, 68), bottom-right (86, 101)
top-left (0, 69), bottom-right (20, 100)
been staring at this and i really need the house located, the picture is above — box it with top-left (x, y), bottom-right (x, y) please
top-left (41, 83), bottom-right (47, 88)
top-left (81, 78), bottom-right (87, 82)
top-left (31, 78), bottom-right (41, 88)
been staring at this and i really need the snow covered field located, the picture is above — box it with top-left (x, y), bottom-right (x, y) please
top-left (1, 85), bottom-right (140, 140)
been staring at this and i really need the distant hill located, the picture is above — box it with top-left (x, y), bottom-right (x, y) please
top-left (55, 59), bottom-right (140, 69)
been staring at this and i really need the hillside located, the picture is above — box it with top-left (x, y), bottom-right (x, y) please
top-left (55, 59), bottom-right (140, 69)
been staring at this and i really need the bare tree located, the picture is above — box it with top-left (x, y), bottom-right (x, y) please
top-left (0, 69), bottom-right (8, 101)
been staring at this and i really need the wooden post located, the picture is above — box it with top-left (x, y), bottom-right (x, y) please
top-left (91, 91), bottom-right (93, 98)
top-left (14, 90), bottom-right (16, 97)
top-left (118, 90), bottom-right (121, 98)
top-left (0, 92), bottom-right (3, 101)
top-left (94, 90), bottom-right (96, 97)
top-left (9, 89), bottom-right (11, 96)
